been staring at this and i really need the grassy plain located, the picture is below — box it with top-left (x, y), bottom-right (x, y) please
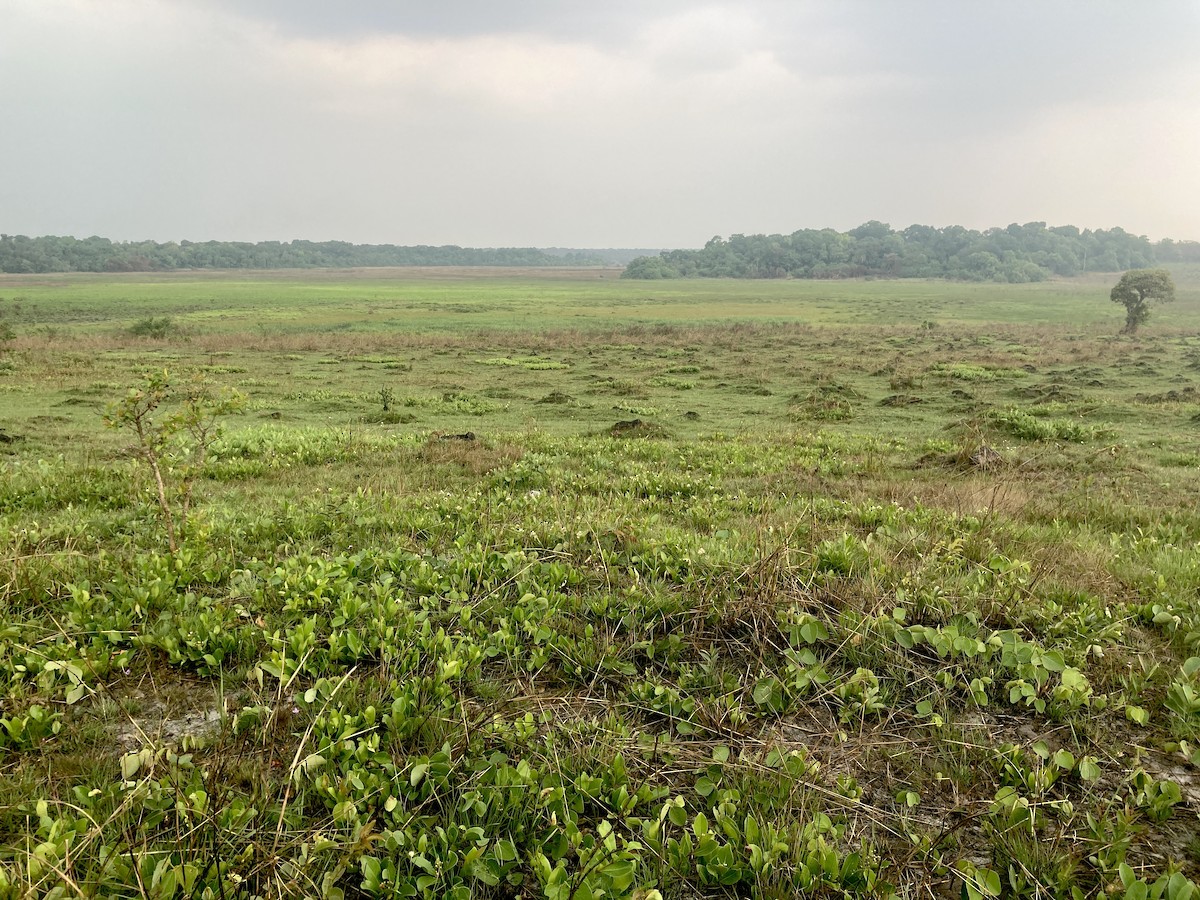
top-left (1, 267), bottom-right (1199, 898)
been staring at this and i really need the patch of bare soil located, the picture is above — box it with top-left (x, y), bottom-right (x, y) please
top-left (110, 681), bottom-right (225, 751)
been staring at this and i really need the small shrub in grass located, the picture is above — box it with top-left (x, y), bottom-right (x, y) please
top-left (127, 316), bottom-right (176, 339)
top-left (362, 410), bottom-right (418, 425)
top-left (105, 369), bottom-right (245, 553)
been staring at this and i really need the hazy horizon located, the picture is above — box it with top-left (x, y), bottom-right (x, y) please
top-left (3, 1), bottom-right (1199, 247)
top-left (2, 226), bottom-right (1194, 255)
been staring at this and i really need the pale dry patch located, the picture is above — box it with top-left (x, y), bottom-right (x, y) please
top-left (882, 476), bottom-right (1037, 521)
top-left (416, 435), bottom-right (524, 476)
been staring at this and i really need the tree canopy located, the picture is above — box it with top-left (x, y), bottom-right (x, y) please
top-left (623, 222), bottom-right (1200, 283)
top-left (0, 235), bottom-right (609, 274)
top-left (1110, 268), bottom-right (1176, 333)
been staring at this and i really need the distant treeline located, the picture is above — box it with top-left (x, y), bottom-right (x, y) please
top-left (542, 247), bottom-right (663, 265)
top-left (0, 234), bottom-right (614, 274)
top-left (623, 222), bottom-right (1200, 282)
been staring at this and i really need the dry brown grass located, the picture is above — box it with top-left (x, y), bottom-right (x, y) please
top-left (416, 434), bottom-right (524, 475)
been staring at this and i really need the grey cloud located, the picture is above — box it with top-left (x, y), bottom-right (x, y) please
top-left (2, 0), bottom-right (1198, 246)
top-left (189, 0), bottom-right (697, 43)
top-left (763, 2), bottom-right (1200, 134)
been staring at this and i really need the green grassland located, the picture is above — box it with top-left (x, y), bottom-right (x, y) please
top-left (5, 265), bottom-right (1198, 334)
top-left (1, 268), bottom-right (1199, 898)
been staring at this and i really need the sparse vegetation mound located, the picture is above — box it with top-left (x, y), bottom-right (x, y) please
top-left (608, 418), bottom-right (669, 438)
top-left (127, 316), bottom-right (176, 339)
top-left (880, 393), bottom-right (923, 407)
top-left (790, 380), bottom-right (861, 421)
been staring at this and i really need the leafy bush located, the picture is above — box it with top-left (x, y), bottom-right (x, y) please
top-left (127, 316), bottom-right (175, 338)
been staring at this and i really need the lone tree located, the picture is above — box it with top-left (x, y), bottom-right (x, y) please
top-left (1110, 268), bottom-right (1176, 334)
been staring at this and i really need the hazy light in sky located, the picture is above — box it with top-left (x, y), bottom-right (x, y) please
top-left (1, 0), bottom-right (1198, 246)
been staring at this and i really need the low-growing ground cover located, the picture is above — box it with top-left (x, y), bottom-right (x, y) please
top-left (0, 269), bottom-right (1199, 898)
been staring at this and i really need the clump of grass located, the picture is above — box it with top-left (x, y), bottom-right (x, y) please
top-left (790, 379), bottom-right (861, 421)
top-left (734, 378), bottom-right (774, 396)
top-left (1135, 387), bottom-right (1197, 404)
top-left (478, 356), bottom-right (568, 370)
top-left (612, 403), bottom-right (659, 417)
top-left (649, 376), bottom-right (695, 390)
top-left (402, 392), bottom-right (503, 415)
top-left (988, 406), bottom-right (1110, 442)
top-left (590, 376), bottom-right (649, 399)
top-left (417, 433), bottom-right (522, 473)
top-left (880, 394), bottom-right (923, 407)
top-left (930, 362), bottom-right (1026, 381)
top-left (889, 372), bottom-right (923, 391)
top-left (1011, 382), bottom-right (1079, 404)
top-left (608, 418), bottom-right (669, 438)
top-left (1160, 452), bottom-right (1200, 468)
top-left (362, 410), bottom-right (418, 425)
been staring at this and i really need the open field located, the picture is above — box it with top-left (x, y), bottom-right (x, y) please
top-left (1, 268), bottom-right (1200, 898)
top-left (3, 265), bottom-right (1199, 335)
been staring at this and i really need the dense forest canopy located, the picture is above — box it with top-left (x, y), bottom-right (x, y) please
top-left (4, 226), bottom-right (1197, 281)
top-left (0, 235), bottom-right (612, 274)
top-left (622, 222), bottom-right (1200, 282)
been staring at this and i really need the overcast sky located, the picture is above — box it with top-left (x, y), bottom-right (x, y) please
top-left (3, 1), bottom-right (1199, 247)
